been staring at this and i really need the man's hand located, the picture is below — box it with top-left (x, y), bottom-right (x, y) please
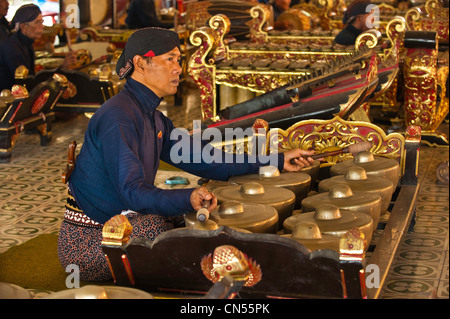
top-left (62, 50), bottom-right (78, 69)
top-left (190, 187), bottom-right (218, 212)
top-left (283, 148), bottom-right (317, 172)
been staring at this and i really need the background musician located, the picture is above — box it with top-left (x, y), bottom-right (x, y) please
top-left (0, 3), bottom-right (77, 91)
top-left (334, 0), bottom-right (374, 45)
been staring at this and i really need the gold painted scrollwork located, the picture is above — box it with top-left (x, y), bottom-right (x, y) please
top-left (385, 16), bottom-right (406, 58)
top-left (208, 14), bottom-right (231, 61)
top-left (405, 0), bottom-right (448, 42)
top-left (355, 29), bottom-right (382, 51)
top-left (249, 5), bottom-right (270, 43)
top-left (267, 116), bottom-right (405, 169)
top-left (188, 27), bottom-right (220, 121)
top-left (405, 7), bottom-right (422, 31)
top-left (424, 0), bottom-right (447, 19)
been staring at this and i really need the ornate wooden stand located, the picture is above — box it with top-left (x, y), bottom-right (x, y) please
top-left (404, 0), bottom-right (449, 146)
top-left (0, 74), bottom-right (68, 163)
top-left (187, 7), bottom-right (405, 124)
top-left (99, 116), bottom-right (421, 299)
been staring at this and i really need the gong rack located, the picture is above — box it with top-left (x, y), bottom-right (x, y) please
top-left (187, 6), bottom-right (406, 122)
top-left (100, 116), bottom-right (421, 299)
top-left (14, 63), bottom-right (119, 115)
top-left (0, 74), bottom-right (68, 163)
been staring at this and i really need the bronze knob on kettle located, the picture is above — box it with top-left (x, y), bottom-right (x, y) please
top-left (284, 204), bottom-right (373, 250)
top-left (301, 183), bottom-right (382, 226)
top-left (229, 166), bottom-right (311, 209)
top-left (330, 151), bottom-right (400, 189)
top-left (185, 200), bottom-right (277, 233)
top-left (281, 222), bottom-right (341, 252)
top-left (213, 182), bottom-right (296, 230)
top-left (318, 166), bottom-right (394, 215)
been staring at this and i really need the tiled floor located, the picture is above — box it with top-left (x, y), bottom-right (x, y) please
top-left (378, 144), bottom-right (449, 299)
top-left (0, 85), bottom-right (448, 299)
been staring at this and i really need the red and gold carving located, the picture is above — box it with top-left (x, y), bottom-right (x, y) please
top-left (268, 116), bottom-right (405, 168)
top-left (339, 228), bottom-right (366, 262)
top-left (201, 245), bottom-right (262, 287)
top-left (187, 5), bottom-right (406, 121)
top-left (403, 46), bottom-right (449, 132)
top-left (61, 81), bottom-right (77, 100)
top-left (249, 5), bottom-right (270, 44)
top-left (10, 85), bottom-right (29, 99)
top-left (31, 89), bottom-right (50, 114)
top-left (188, 27), bottom-right (219, 121)
top-left (405, 125), bottom-right (422, 143)
top-left (405, 1), bottom-right (449, 43)
top-left (101, 215), bottom-right (133, 246)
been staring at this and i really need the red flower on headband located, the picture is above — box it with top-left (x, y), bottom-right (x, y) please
top-left (143, 50), bottom-right (156, 57)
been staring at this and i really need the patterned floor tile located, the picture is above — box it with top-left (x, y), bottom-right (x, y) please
top-left (412, 225), bottom-right (448, 237)
top-left (382, 279), bottom-right (438, 298)
top-left (388, 263), bottom-right (443, 280)
top-left (400, 234), bottom-right (447, 250)
top-left (396, 249), bottom-right (446, 264)
top-left (379, 141), bottom-right (449, 299)
top-left (436, 281), bottom-right (449, 299)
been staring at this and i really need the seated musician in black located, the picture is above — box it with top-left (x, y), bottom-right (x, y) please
top-left (0, 0), bottom-right (11, 44)
top-left (334, 0), bottom-right (374, 46)
top-left (0, 4), bottom-right (77, 91)
top-left (57, 27), bottom-right (316, 281)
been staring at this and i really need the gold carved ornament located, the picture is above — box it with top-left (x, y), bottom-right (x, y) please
top-left (355, 29), bottom-right (382, 52)
top-left (188, 27), bottom-right (220, 121)
top-left (268, 116), bottom-right (405, 168)
top-left (249, 5), bottom-right (271, 44)
top-left (339, 228), bottom-right (367, 298)
top-left (101, 215), bottom-right (134, 284)
top-left (208, 14), bottom-right (231, 62)
top-left (405, 1), bottom-right (449, 42)
top-left (201, 245), bottom-right (262, 287)
top-left (425, 0), bottom-right (448, 19)
top-left (384, 16), bottom-right (407, 62)
top-left (403, 48), bottom-right (441, 131)
top-left (101, 214), bottom-right (133, 246)
top-left (339, 228), bottom-right (366, 262)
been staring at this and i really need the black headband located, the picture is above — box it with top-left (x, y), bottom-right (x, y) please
top-left (11, 4), bottom-right (41, 29)
top-left (116, 27), bottom-right (181, 79)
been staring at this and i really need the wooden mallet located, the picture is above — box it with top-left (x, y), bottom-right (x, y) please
top-left (196, 200), bottom-right (211, 222)
top-left (291, 141), bottom-right (372, 163)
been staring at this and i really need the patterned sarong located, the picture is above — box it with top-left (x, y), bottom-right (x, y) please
top-left (57, 189), bottom-right (184, 281)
